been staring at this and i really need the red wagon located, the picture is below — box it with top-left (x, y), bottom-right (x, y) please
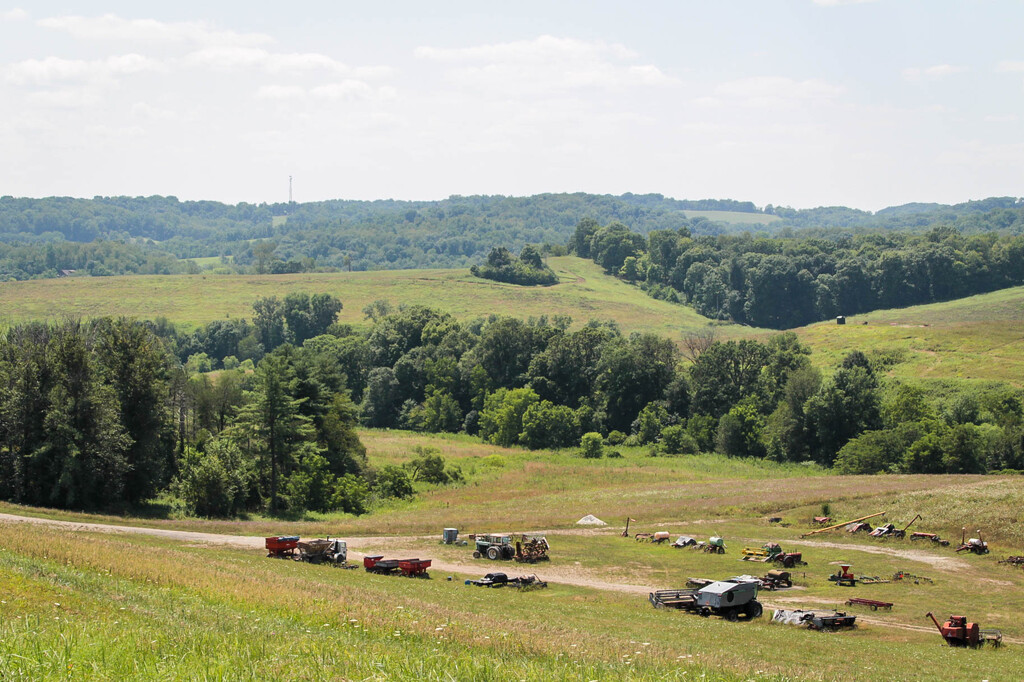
top-left (398, 558), bottom-right (432, 577)
top-left (265, 535), bottom-right (299, 558)
top-left (363, 555), bottom-right (431, 577)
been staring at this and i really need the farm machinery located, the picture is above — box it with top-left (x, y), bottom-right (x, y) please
top-left (925, 613), bottom-right (1002, 648)
top-left (265, 536), bottom-right (352, 567)
top-left (869, 514), bottom-right (922, 539)
top-left (829, 564), bottom-right (857, 587)
top-left (845, 597), bottom-right (893, 611)
top-left (955, 528), bottom-right (989, 555)
top-left (362, 555), bottom-right (432, 577)
top-left (649, 580), bottom-right (763, 621)
top-left (464, 572), bottom-right (548, 590)
top-left (697, 536), bottom-right (726, 554)
top-left (471, 533), bottom-right (549, 562)
top-left (740, 543), bottom-right (805, 568)
top-left (773, 609), bottom-right (857, 631)
top-left (266, 535), bottom-right (300, 558)
top-left (910, 532), bottom-right (950, 546)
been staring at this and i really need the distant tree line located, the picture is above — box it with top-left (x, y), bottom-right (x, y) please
top-left (571, 219), bottom-right (1024, 328)
top-left (2, 194), bottom-right (1021, 281)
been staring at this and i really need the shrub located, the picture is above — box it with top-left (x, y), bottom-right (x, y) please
top-left (580, 432), bottom-right (605, 459)
top-left (660, 424), bottom-right (699, 455)
top-left (606, 430), bottom-right (626, 446)
top-left (373, 465), bottom-right (415, 499)
top-left (406, 446), bottom-right (463, 485)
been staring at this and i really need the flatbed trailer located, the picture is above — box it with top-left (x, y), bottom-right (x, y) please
top-left (845, 598), bottom-right (893, 611)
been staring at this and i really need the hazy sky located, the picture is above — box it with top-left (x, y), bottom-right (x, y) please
top-left (2, 1), bottom-right (1022, 210)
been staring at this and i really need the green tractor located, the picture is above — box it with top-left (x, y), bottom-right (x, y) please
top-left (472, 534), bottom-right (516, 560)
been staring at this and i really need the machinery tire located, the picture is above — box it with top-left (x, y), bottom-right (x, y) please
top-left (487, 547), bottom-right (500, 560)
top-left (747, 601), bottom-right (763, 619)
top-left (473, 551), bottom-right (481, 559)
top-left (725, 608), bottom-right (739, 622)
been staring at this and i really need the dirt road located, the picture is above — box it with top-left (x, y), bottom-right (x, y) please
top-left (0, 513), bottom-right (651, 595)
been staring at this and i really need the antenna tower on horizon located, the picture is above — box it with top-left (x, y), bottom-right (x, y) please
top-left (289, 175), bottom-right (293, 204)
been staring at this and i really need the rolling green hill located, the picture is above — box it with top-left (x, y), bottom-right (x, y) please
top-left (0, 256), bottom-right (740, 338)
top-left (795, 286), bottom-right (1024, 384)
top-left (2, 255), bottom-right (1022, 385)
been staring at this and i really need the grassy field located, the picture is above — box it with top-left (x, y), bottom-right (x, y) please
top-left (0, 257), bottom-right (735, 338)
top-left (796, 287), bottom-right (1024, 384)
top-left (3, 256), bottom-right (1023, 387)
top-left (3, 429), bottom-right (1024, 680)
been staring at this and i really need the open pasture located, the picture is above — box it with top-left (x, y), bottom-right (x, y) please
top-left (2, 256), bottom-right (1022, 387)
top-left (796, 286), bottom-right (1024, 383)
top-left (0, 257), bottom-right (729, 338)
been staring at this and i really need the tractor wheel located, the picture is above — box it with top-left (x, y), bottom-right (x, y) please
top-left (473, 551), bottom-right (481, 559)
top-left (747, 601), bottom-right (763, 619)
top-left (725, 608), bottom-right (739, 622)
top-left (487, 547), bottom-right (500, 560)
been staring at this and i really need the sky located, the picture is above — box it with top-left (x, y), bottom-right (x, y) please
top-left (1, 1), bottom-right (1022, 211)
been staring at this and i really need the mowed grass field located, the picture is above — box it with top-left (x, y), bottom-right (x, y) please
top-left (0, 257), bottom-right (735, 338)
top-left (796, 286), bottom-right (1024, 384)
top-left (3, 429), bottom-right (1024, 680)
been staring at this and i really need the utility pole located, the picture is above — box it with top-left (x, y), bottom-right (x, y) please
top-left (289, 175), bottom-right (293, 204)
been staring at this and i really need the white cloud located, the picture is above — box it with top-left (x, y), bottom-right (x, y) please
top-left (183, 46), bottom-right (392, 79)
top-left (415, 35), bottom-right (676, 93)
top-left (984, 114), bottom-right (1018, 123)
top-left (310, 81), bottom-right (375, 100)
top-left (812, 0), bottom-right (879, 5)
top-left (26, 87), bottom-right (103, 109)
top-left (995, 61), bottom-right (1024, 73)
top-left (2, 7), bottom-right (29, 21)
top-left (902, 64), bottom-right (967, 80)
top-left (37, 14), bottom-right (273, 47)
top-left (712, 76), bottom-right (844, 109)
top-left (3, 54), bottom-right (164, 86)
top-left (255, 84), bottom-right (307, 100)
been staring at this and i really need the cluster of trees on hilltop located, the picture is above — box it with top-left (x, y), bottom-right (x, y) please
top-left (4, 193), bottom-right (1021, 281)
top-left (470, 246), bottom-right (558, 286)
top-left (571, 219), bottom-right (1024, 328)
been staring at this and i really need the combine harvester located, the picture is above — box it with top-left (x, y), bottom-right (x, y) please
top-left (925, 613), bottom-right (1001, 648)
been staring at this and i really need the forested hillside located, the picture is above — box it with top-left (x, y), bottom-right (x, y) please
top-left (573, 219), bottom-right (1024, 328)
top-left (1, 193), bottom-right (1021, 280)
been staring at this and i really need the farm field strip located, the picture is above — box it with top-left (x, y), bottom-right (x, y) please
top-left (3, 511), bottom-right (1022, 644)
